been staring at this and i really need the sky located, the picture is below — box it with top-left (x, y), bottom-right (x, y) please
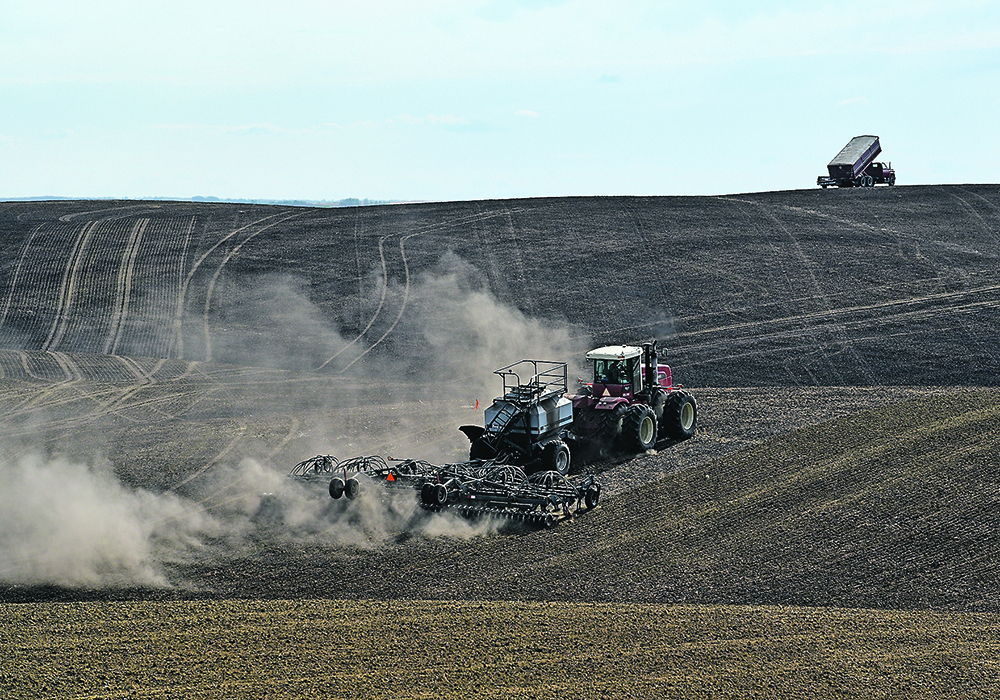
top-left (2, 0), bottom-right (998, 202)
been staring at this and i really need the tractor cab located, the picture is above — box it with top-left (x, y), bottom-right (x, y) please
top-left (587, 345), bottom-right (644, 397)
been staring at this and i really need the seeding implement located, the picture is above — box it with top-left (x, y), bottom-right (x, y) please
top-left (288, 454), bottom-right (601, 528)
top-left (417, 461), bottom-right (600, 528)
top-left (459, 359), bottom-right (574, 474)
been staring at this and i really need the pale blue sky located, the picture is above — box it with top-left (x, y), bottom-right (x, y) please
top-left (2, 1), bottom-right (998, 201)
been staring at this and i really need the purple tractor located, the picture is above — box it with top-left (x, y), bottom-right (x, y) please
top-left (567, 341), bottom-right (697, 452)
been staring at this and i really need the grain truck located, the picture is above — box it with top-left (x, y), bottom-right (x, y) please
top-left (817, 135), bottom-right (896, 188)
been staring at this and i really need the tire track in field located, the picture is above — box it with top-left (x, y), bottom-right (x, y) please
top-left (40, 220), bottom-right (100, 351)
top-left (499, 204), bottom-right (533, 316)
top-left (949, 190), bottom-right (1000, 245)
top-left (337, 231), bottom-right (412, 371)
top-left (619, 198), bottom-right (679, 325)
top-left (0, 351), bottom-right (87, 416)
top-left (165, 217), bottom-right (197, 359)
top-left (314, 216), bottom-right (389, 370)
top-left (669, 283), bottom-right (1000, 342)
top-left (954, 186), bottom-right (1000, 221)
top-left (468, 200), bottom-right (516, 305)
top-left (109, 216), bottom-right (192, 358)
top-left (319, 208), bottom-right (520, 372)
top-left (0, 354), bottom-right (226, 438)
top-left (669, 291), bottom-right (1000, 375)
top-left (57, 203), bottom-right (161, 223)
top-left (103, 217), bottom-right (149, 355)
top-left (722, 198), bottom-right (852, 384)
top-left (201, 212), bottom-right (305, 362)
top-left (168, 210), bottom-right (295, 361)
top-left (0, 224), bottom-right (44, 330)
top-left (172, 422), bottom-right (247, 490)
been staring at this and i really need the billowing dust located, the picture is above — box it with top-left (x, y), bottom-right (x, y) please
top-left (0, 252), bottom-right (596, 588)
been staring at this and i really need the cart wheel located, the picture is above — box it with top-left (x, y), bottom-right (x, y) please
top-left (329, 477), bottom-right (345, 499)
top-left (542, 440), bottom-right (571, 476)
top-left (433, 483), bottom-right (449, 506)
top-left (344, 477), bottom-right (361, 500)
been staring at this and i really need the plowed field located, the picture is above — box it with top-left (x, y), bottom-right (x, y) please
top-left (1, 187), bottom-right (999, 698)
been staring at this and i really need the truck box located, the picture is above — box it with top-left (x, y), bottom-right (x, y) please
top-left (827, 135), bottom-right (881, 180)
top-left (818, 135), bottom-right (895, 188)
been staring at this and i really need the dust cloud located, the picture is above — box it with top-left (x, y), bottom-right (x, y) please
top-left (0, 453), bottom-right (220, 587)
top-left (318, 250), bottom-right (590, 462)
top-left (0, 251), bottom-right (589, 589)
top-left (0, 452), bottom-right (502, 589)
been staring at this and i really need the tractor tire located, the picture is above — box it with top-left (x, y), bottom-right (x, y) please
top-left (649, 387), bottom-right (668, 421)
top-left (598, 403), bottom-right (627, 442)
top-left (541, 440), bottom-right (571, 476)
top-left (663, 391), bottom-right (697, 440)
top-left (622, 404), bottom-right (657, 451)
top-left (344, 477), bottom-right (361, 500)
top-left (329, 477), bottom-right (345, 499)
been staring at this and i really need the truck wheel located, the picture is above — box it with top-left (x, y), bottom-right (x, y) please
top-left (542, 440), bottom-right (571, 476)
top-left (663, 392), bottom-right (697, 440)
top-left (622, 404), bottom-right (657, 451)
top-left (889, 174), bottom-right (896, 186)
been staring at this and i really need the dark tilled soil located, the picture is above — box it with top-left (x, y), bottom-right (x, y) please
top-left (0, 187), bottom-right (998, 610)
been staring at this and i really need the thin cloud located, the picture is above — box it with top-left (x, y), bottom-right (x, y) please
top-left (836, 97), bottom-right (870, 107)
top-left (392, 114), bottom-right (469, 126)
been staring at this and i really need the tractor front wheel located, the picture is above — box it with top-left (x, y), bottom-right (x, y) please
top-left (622, 404), bottom-right (657, 451)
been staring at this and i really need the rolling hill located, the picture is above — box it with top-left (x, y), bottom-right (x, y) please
top-left (1, 186), bottom-right (999, 697)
